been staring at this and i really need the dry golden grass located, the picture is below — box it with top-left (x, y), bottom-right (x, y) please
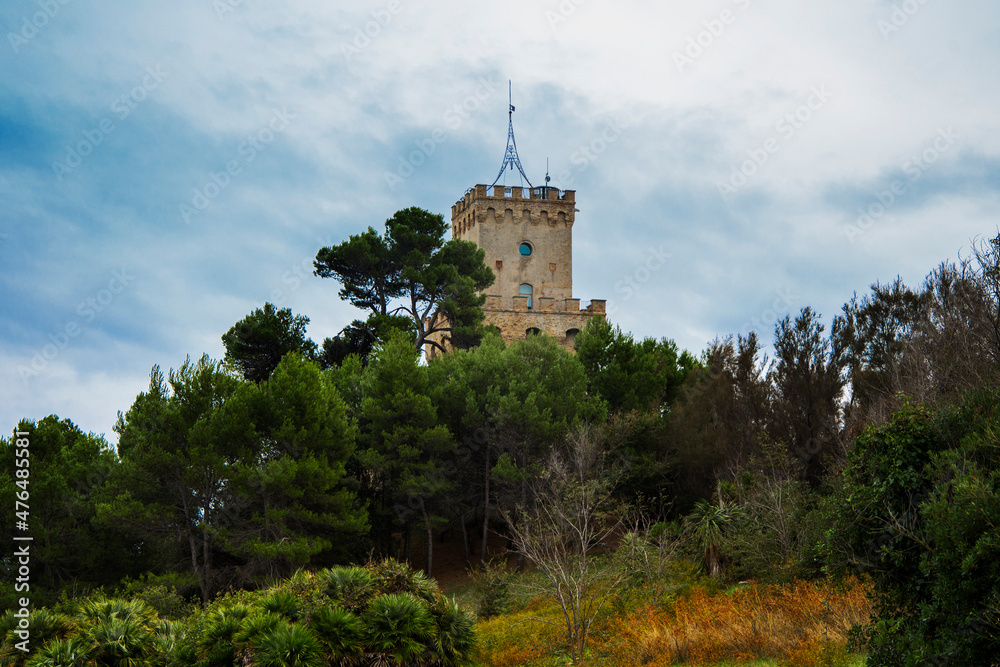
top-left (596, 578), bottom-right (871, 666)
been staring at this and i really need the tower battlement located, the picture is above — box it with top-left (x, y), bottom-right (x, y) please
top-left (453, 183), bottom-right (575, 215)
top-left (451, 185), bottom-right (577, 242)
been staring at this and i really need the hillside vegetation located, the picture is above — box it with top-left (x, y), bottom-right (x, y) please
top-left (6, 216), bottom-right (1000, 665)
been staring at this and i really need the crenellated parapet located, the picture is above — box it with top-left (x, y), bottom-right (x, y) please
top-left (451, 185), bottom-right (576, 240)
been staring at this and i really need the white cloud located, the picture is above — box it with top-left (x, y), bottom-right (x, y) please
top-left (3, 0), bottom-right (1000, 438)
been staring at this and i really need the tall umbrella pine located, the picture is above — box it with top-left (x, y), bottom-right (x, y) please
top-left (426, 335), bottom-right (508, 564)
top-left (104, 357), bottom-right (256, 603)
top-left (358, 333), bottom-right (455, 575)
top-left (222, 303), bottom-right (318, 383)
top-left (314, 207), bottom-right (494, 359)
top-left (232, 353), bottom-right (368, 578)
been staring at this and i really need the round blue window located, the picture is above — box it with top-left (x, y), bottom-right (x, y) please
top-left (519, 242), bottom-right (532, 256)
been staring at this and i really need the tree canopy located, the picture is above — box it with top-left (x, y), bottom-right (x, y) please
top-left (0, 417), bottom-right (145, 608)
top-left (829, 392), bottom-right (1000, 664)
top-left (314, 207), bottom-right (494, 358)
top-left (101, 354), bottom-right (365, 602)
top-left (222, 302), bottom-right (318, 383)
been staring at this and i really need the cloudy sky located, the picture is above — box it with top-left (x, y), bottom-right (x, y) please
top-left (3, 0), bottom-right (999, 443)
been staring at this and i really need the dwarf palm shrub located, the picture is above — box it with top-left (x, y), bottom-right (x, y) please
top-left (197, 603), bottom-right (252, 667)
top-left (88, 615), bottom-right (156, 667)
top-left (233, 611), bottom-right (283, 661)
top-left (363, 593), bottom-right (436, 665)
top-left (320, 566), bottom-right (376, 612)
top-left (260, 592), bottom-right (299, 621)
top-left (254, 623), bottom-right (325, 667)
top-left (308, 607), bottom-right (364, 664)
top-left (24, 635), bottom-right (92, 667)
top-left (2, 609), bottom-right (77, 667)
top-left (14, 560), bottom-right (477, 667)
top-left (428, 597), bottom-right (476, 667)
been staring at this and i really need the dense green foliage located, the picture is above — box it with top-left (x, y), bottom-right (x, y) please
top-left (575, 316), bottom-right (697, 414)
top-left (829, 393), bottom-right (1000, 665)
top-left (0, 417), bottom-right (145, 609)
top-left (9, 211), bottom-right (1000, 665)
top-left (355, 332), bottom-right (454, 573)
top-left (98, 353), bottom-right (366, 603)
top-left (222, 302), bottom-right (318, 383)
top-left (0, 560), bottom-right (476, 667)
top-left (314, 207), bottom-right (494, 360)
top-left (427, 331), bottom-right (605, 565)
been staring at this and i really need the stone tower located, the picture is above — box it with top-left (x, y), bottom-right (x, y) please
top-left (449, 184), bottom-right (605, 350)
top-left (426, 89), bottom-right (604, 358)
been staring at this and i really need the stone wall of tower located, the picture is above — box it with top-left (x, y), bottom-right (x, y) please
top-left (423, 296), bottom-right (606, 361)
top-left (452, 184), bottom-right (576, 302)
top-left (481, 295), bottom-right (606, 344)
top-left (423, 183), bottom-right (604, 360)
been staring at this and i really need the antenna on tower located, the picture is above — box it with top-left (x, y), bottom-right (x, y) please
top-left (490, 80), bottom-right (533, 188)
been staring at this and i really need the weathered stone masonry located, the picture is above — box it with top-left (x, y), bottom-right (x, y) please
top-left (426, 183), bottom-right (605, 359)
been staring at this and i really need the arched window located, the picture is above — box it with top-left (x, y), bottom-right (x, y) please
top-left (519, 283), bottom-right (533, 308)
top-left (526, 327), bottom-right (541, 337)
top-left (565, 328), bottom-right (580, 344)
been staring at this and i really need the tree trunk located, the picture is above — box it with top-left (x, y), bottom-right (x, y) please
top-left (517, 456), bottom-right (527, 571)
top-left (202, 505), bottom-right (212, 601)
top-left (190, 531), bottom-right (207, 604)
top-left (180, 485), bottom-right (208, 604)
top-left (420, 498), bottom-right (433, 577)
top-left (481, 440), bottom-right (491, 561)
top-left (460, 514), bottom-right (471, 565)
top-left (706, 545), bottom-right (721, 577)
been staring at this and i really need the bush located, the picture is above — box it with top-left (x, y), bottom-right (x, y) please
top-left (469, 558), bottom-right (514, 619)
top-left (8, 560), bottom-right (478, 667)
top-left (828, 394), bottom-right (1000, 664)
top-left (113, 573), bottom-right (197, 620)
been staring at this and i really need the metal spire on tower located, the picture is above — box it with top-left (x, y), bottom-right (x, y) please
top-left (491, 81), bottom-right (533, 188)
